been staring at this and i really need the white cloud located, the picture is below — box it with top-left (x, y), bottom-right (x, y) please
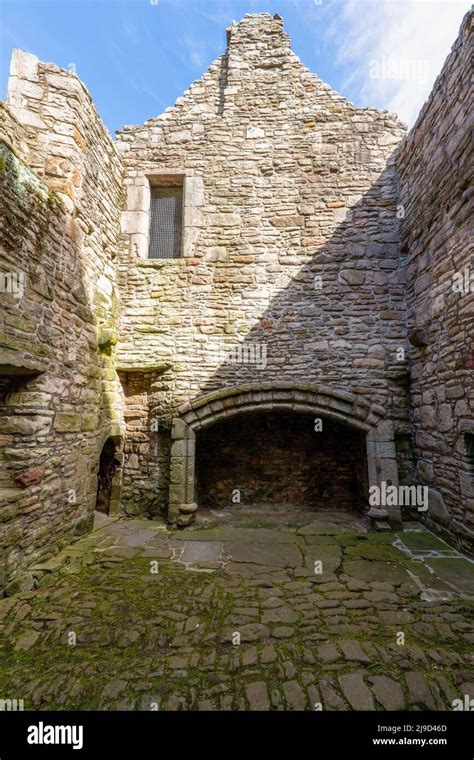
top-left (181, 36), bottom-right (212, 70)
top-left (324, 0), bottom-right (469, 126)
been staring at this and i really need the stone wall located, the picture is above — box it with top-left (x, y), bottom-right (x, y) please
top-left (397, 10), bottom-right (473, 552)
top-left (118, 368), bottom-right (171, 517)
top-left (115, 13), bottom-right (409, 517)
top-left (1, 11), bottom-right (472, 578)
top-left (0, 52), bottom-right (125, 593)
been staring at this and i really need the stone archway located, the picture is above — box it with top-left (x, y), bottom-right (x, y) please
top-left (95, 434), bottom-right (124, 516)
top-left (168, 384), bottom-right (401, 528)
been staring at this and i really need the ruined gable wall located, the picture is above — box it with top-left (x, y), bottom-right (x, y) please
top-left (0, 52), bottom-right (125, 593)
top-left (6, 50), bottom-right (124, 335)
top-left (116, 14), bottom-right (408, 516)
top-left (397, 11), bottom-right (473, 552)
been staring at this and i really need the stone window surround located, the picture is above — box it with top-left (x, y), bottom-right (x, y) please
top-left (121, 168), bottom-right (204, 262)
top-left (167, 382), bottom-right (402, 528)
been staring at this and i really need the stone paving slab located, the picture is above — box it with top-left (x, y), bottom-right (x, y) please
top-left (302, 544), bottom-right (342, 574)
top-left (224, 541), bottom-right (302, 568)
top-left (179, 541), bottom-right (224, 564)
top-left (342, 559), bottom-right (412, 585)
top-left (297, 521), bottom-right (366, 536)
top-left (172, 527), bottom-right (301, 544)
top-left (0, 515), bottom-right (473, 711)
top-left (400, 529), bottom-right (456, 552)
top-left (424, 558), bottom-right (474, 594)
top-left (119, 530), bottom-right (164, 548)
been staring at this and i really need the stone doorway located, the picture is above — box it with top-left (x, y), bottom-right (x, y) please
top-left (95, 437), bottom-right (122, 515)
top-left (195, 412), bottom-right (367, 512)
top-left (167, 384), bottom-right (402, 527)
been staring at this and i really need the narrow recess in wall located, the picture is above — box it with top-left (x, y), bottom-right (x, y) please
top-left (395, 433), bottom-right (417, 487)
top-left (465, 433), bottom-right (474, 479)
top-left (95, 437), bottom-right (122, 515)
top-left (147, 174), bottom-right (184, 260)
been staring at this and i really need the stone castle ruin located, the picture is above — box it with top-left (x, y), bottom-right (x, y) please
top-left (0, 12), bottom-right (472, 594)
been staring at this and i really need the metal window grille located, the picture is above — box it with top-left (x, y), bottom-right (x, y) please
top-left (149, 187), bottom-right (183, 259)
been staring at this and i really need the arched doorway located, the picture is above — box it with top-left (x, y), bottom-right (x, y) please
top-left (168, 384), bottom-right (402, 527)
top-left (95, 436), bottom-right (122, 515)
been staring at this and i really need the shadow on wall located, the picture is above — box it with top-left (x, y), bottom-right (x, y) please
top-left (161, 158), bottom-right (413, 525)
top-left (194, 160), bottom-right (408, 406)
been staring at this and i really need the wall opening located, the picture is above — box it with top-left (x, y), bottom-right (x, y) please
top-left (148, 174), bottom-right (184, 259)
top-left (395, 433), bottom-right (417, 486)
top-left (0, 374), bottom-right (44, 493)
top-left (169, 383), bottom-right (401, 527)
top-left (195, 411), bottom-right (368, 512)
top-left (465, 433), bottom-right (474, 479)
top-left (95, 437), bottom-right (121, 515)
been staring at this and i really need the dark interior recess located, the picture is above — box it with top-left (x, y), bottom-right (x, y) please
top-left (196, 411), bottom-right (368, 511)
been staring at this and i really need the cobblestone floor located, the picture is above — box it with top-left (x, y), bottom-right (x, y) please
top-left (1, 510), bottom-right (473, 711)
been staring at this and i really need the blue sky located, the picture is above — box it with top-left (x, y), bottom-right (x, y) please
top-left (0, 0), bottom-right (470, 134)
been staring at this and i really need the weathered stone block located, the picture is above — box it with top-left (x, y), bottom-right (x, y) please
top-left (13, 465), bottom-right (45, 488)
top-left (53, 413), bottom-right (82, 432)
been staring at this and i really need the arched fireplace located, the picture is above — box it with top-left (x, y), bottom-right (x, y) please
top-left (195, 411), bottom-right (367, 512)
top-left (168, 384), bottom-right (401, 528)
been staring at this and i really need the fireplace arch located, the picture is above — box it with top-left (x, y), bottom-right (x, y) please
top-left (168, 384), bottom-right (401, 528)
